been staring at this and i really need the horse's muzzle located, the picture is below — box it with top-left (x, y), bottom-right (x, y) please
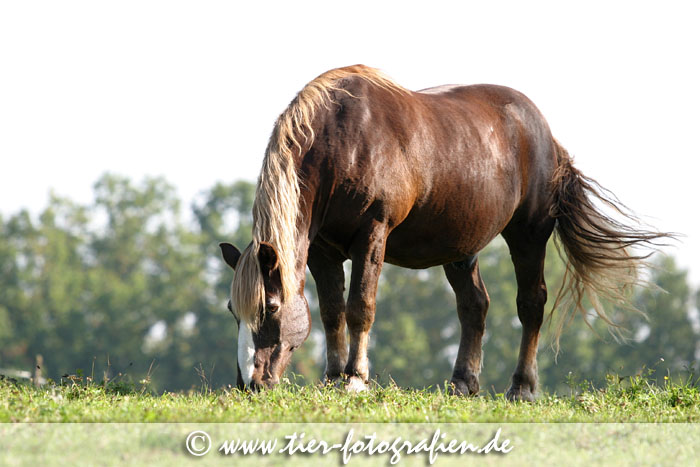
top-left (241, 377), bottom-right (280, 392)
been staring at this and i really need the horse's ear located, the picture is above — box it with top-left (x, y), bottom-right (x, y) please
top-left (258, 242), bottom-right (279, 272)
top-left (219, 243), bottom-right (241, 270)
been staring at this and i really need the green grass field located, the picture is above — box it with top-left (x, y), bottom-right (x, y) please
top-left (2, 371), bottom-right (699, 423)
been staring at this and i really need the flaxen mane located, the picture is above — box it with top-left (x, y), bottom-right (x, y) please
top-left (232, 65), bottom-right (406, 328)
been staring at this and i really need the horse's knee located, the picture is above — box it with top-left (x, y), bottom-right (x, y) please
top-left (345, 301), bottom-right (375, 332)
top-left (456, 288), bottom-right (489, 328)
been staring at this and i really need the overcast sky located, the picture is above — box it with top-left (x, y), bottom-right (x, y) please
top-left (1, 1), bottom-right (698, 284)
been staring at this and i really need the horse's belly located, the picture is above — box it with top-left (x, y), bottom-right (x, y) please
top-left (384, 236), bottom-right (474, 268)
top-left (383, 207), bottom-right (509, 269)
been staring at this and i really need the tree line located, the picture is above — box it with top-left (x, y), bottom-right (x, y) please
top-left (1, 174), bottom-right (697, 393)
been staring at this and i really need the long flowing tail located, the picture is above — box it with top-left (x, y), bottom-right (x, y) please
top-left (548, 140), bottom-right (674, 345)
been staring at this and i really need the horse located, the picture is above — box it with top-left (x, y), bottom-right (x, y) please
top-left (219, 65), bottom-right (668, 400)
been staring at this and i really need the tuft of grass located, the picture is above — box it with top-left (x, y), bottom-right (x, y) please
top-left (1, 371), bottom-right (698, 423)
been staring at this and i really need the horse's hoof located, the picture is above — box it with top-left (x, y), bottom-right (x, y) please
top-left (345, 376), bottom-right (368, 393)
top-left (506, 386), bottom-right (535, 402)
top-left (448, 376), bottom-right (479, 396)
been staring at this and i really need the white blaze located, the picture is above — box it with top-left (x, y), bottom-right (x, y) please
top-left (237, 320), bottom-right (255, 385)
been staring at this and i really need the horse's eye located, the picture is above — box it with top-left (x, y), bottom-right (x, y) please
top-left (266, 297), bottom-right (281, 313)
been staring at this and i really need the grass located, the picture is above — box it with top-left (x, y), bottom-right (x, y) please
top-left (1, 370), bottom-right (699, 423)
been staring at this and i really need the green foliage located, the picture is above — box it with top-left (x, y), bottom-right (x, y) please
top-left (0, 175), bottom-right (251, 391)
top-left (1, 176), bottom-right (698, 395)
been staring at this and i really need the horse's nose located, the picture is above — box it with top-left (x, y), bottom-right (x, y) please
top-left (247, 377), bottom-right (279, 391)
top-left (257, 378), bottom-right (280, 390)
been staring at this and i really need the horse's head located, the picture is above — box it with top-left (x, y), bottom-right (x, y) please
top-left (219, 241), bottom-right (310, 390)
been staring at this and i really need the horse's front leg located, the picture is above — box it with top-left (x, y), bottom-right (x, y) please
top-left (344, 221), bottom-right (388, 392)
top-left (308, 243), bottom-right (348, 381)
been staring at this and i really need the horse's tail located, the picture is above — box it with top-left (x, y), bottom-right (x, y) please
top-left (548, 140), bottom-right (673, 346)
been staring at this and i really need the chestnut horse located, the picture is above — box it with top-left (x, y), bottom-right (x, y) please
top-left (220, 65), bottom-right (667, 400)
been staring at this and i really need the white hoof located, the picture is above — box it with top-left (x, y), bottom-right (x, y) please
top-left (345, 376), bottom-right (368, 393)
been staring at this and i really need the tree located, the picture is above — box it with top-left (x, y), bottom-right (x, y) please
top-left (2, 176), bottom-right (696, 394)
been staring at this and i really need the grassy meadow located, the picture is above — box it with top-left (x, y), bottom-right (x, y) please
top-left (2, 371), bottom-right (699, 423)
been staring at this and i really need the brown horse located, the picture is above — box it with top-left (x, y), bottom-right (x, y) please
top-left (219, 65), bottom-right (668, 400)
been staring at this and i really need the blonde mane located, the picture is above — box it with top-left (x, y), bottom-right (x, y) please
top-left (232, 65), bottom-right (407, 328)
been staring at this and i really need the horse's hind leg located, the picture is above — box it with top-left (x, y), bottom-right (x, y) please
top-left (443, 257), bottom-right (490, 395)
top-left (308, 242), bottom-right (348, 381)
top-left (502, 220), bottom-right (554, 401)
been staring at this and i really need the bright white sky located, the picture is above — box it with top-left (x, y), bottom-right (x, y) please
top-left (1, 1), bottom-right (698, 284)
